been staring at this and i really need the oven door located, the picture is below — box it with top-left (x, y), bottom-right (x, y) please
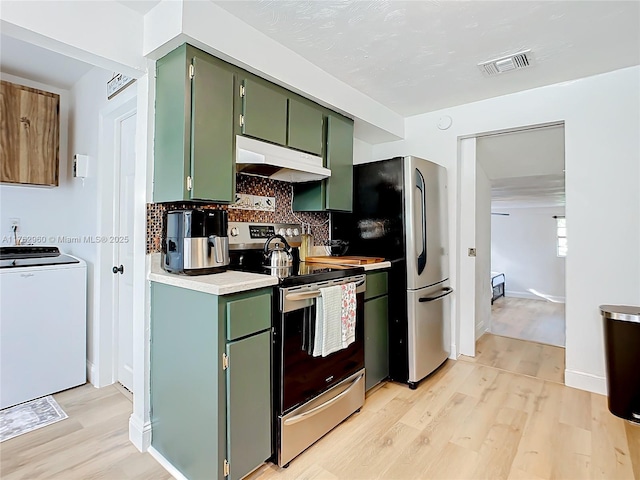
top-left (277, 275), bottom-right (366, 414)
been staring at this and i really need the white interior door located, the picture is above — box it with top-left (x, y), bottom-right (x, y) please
top-left (116, 112), bottom-right (136, 391)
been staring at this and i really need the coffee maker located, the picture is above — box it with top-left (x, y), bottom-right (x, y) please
top-left (162, 209), bottom-right (230, 275)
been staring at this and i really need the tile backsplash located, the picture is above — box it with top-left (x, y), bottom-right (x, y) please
top-left (146, 174), bottom-right (329, 254)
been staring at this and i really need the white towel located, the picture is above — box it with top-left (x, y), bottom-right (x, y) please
top-left (313, 285), bottom-right (343, 357)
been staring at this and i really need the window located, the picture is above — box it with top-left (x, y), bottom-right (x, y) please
top-left (556, 216), bottom-right (567, 257)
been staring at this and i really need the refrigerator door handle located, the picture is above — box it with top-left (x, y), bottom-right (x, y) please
top-left (418, 287), bottom-right (453, 302)
top-left (415, 168), bottom-right (427, 275)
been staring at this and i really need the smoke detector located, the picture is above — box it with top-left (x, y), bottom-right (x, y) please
top-left (478, 50), bottom-right (534, 77)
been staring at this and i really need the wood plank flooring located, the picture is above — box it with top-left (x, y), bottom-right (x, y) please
top-left (463, 333), bottom-right (565, 384)
top-left (3, 338), bottom-right (638, 480)
top-left (0, 384), bottom-right (171, 480)
top-left (252, 357), bottom-right (639, 479)
top-left (491, 296), bottom-right (565, 347)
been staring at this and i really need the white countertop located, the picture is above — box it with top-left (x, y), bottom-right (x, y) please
top-left (148, 254), bottom-right (278, 296)
top-left (361, 261), bottom-right (392, 272)
top-left (148, 255), bottom-right (390, 295)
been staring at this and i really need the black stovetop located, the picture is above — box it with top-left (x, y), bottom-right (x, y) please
top-left (229, 249), bottom-right (364, 287)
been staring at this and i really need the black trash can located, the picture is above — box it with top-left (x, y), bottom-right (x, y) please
top-left (601, 305), bottom-right (640, 422)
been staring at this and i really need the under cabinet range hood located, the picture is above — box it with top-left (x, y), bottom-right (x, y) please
top-left (235, 135), bottom-right (331, 183)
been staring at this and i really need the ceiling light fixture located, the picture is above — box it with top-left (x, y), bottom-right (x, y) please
top-left (478, 49), bottom-right (534, 77)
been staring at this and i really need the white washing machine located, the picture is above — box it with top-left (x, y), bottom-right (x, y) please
top-left (0, 246), bottom-right (87, 409)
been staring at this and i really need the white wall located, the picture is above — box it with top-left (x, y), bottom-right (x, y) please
top-left (0, 74), bottom-right (71, 244)
top-left (353, 138), bottom-right (374, 165)
top-left (67, 67), bottom-right (139, 386)
top-left (373, 65), bottom-right (640, 394)
top-left (492, 207), bottom-right (566, 302)
top-left (475, 164), bottom-right (492, 338)
top-left (1, 0), bottom-right (145, 76)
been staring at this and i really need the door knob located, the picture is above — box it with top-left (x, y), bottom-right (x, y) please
top-left (113, 265), bottom-right (124, 274)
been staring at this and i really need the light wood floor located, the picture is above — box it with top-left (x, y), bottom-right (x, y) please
top-left (252, 358), bottom-right (639, 479)
top-left (0, 384), bottom-right (171, 480)
top-left (467, 333), bottom-right (565, 384)
top-left (491, 296), bottom-right (566, 347)
top-left (4, 346), bottom-right (638, 480)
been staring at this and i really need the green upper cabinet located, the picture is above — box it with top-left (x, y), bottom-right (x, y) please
top-left (240, 78), bottom-right (288, 146)
top-left (287, 98), bottom-right (324, 156)
top-left (153, 43), bottom-right (354, 206)
top-left (292, 113), bottom-right (354, 212)
top-left (325, 114), bottom-right (354, 211)
top-left (153, 45), bottom-right (235, 203)
top-left (240, 79), bottom-right (324, 156)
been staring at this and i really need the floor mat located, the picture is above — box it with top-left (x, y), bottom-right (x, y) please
top-left (0, 396), bottom-right (68, 442)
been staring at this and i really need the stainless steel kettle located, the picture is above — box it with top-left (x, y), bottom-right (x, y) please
top-left (263, 234), bottom-right (293, 277)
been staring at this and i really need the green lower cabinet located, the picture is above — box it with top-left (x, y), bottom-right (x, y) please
top-left (226, 331), bottom-right (272, 480)
top-left (151, 283), bottom-right (272, 480)
top-left (364, 295), bottom-right (389, 391)
top-left (364, 272), bottom-right (389, 391)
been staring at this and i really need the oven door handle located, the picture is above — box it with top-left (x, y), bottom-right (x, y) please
top-left (286, 291), bottom-right (322, 301)
top-left (283, 373), bottom-right (365, 426)
top-left (285, 279), bottom-right (365, 301)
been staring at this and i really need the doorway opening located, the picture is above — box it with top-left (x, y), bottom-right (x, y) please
top-left (459, 123), bottom-right (566, 383)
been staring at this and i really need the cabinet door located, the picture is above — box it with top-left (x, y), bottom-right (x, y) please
top-left (226, 331), bottom-right (272, 480)
top-left (190, 55), bottom-right (235, 202)
top-left (241, 78), bottom-right (287, 146)
top-left (287, 98), bottom-right (323, 155)
top-left (1, 81), bottom-right (59, 186)
top-left (364, 295), bottom-right (389, 391)
top-left (326, 115), bottom-right (354, 211)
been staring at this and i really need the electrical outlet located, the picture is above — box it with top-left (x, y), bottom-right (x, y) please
top-left (9, 218), bottom-right (20, 231)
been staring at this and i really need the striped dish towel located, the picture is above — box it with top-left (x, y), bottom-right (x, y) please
top-left (341, 282), bottom-right (357, 348)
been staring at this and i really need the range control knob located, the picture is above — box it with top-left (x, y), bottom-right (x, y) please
top-left (292, 228), bottom-right (300, 236)
top-left (277, 228), bottom-right (286, 236)
top-left (286, 228), bottom-right (293, 236)
top-left (230, 227), bottom-right (239, 237)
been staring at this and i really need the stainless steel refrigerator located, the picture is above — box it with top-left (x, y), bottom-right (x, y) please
top-left (333, 156), bottom-right (451, 389)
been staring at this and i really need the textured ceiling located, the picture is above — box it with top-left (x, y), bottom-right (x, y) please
top-left (214, 0), bottom-right (640, 116)
top-left (476, 125), bottom-right (565, 208)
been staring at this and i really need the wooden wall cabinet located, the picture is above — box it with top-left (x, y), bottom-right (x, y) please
top-left (1, 81), bottom-right (60, 186)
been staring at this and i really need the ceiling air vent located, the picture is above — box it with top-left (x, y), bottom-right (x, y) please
top-left (478, 50), bottom-right (534, 77)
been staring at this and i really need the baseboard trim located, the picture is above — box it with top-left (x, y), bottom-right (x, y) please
top-left (148, 446), bottom-right (188, 480)
top-left (86, 360), bottom-right (96, 386)
top-left (505, 290), bottom-right (566, 303)
top-left (129, 414), bottom-right (152, 452)
top-left (449, 343), bottom-right (458, 360)
top-left (475, 321), bottom-right (487, 340)
top-left (565, 369), bottom-right (607, 395)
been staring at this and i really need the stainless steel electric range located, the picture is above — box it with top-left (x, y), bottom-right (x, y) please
top-left (227, 222), bottom-right (366, 467)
